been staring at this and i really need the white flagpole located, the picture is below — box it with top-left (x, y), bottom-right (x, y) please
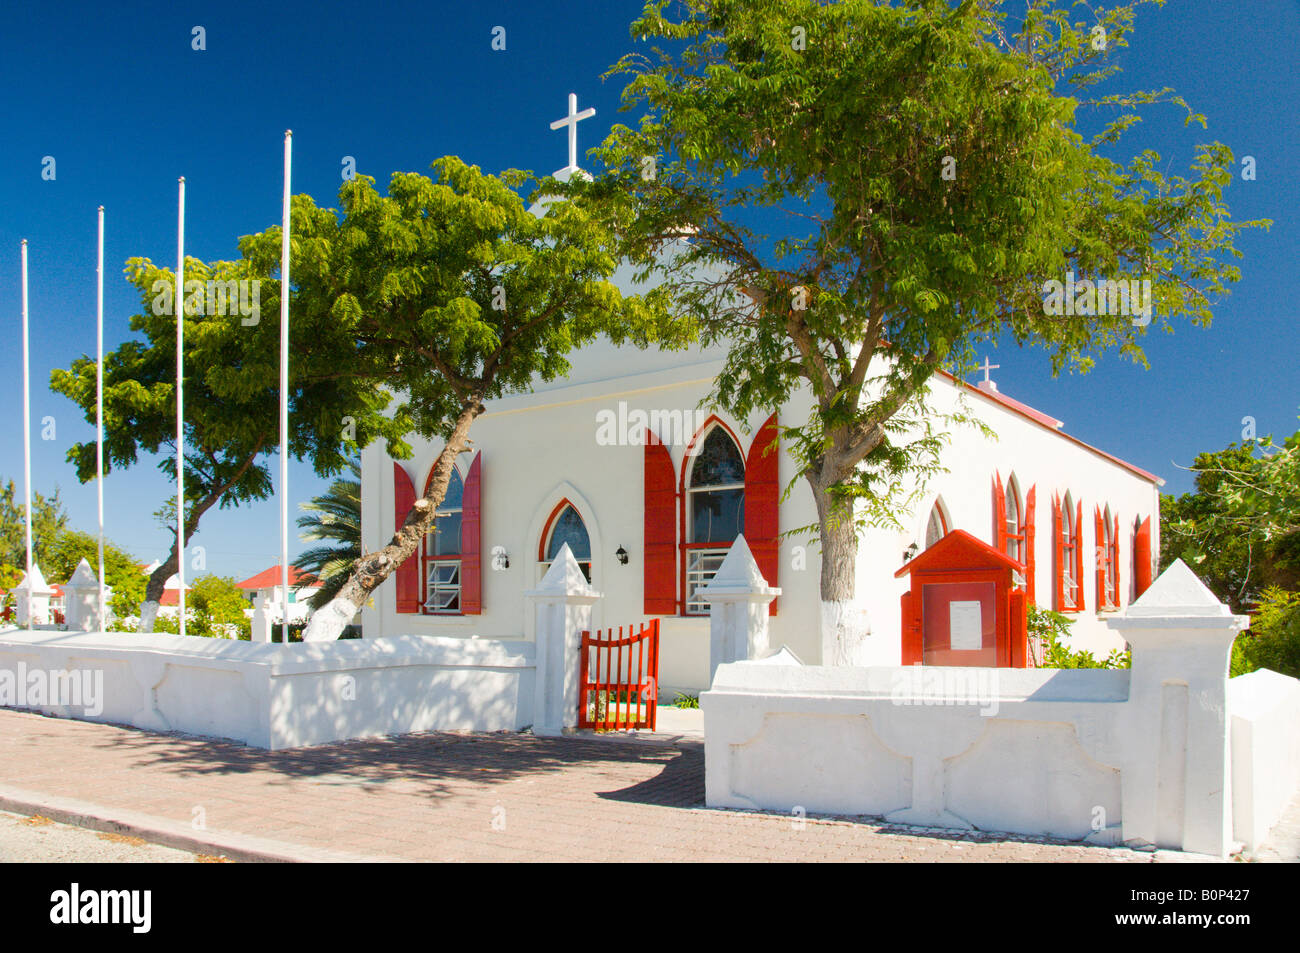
top-left (175, 178), bottom-right (186, 637)
top-left (96, 207), bottom-right (106, 632)
top-left (20, 240), bottom-right (33, 633)
top-left (279, 131), bottom-right (292, 645)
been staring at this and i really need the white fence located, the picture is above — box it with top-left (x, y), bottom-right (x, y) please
top-left (703, 559), bottom-right (1300, 858)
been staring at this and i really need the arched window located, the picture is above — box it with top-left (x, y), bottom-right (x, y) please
top-left (1003, 476), bottom-right (1024, 564)
top-left (1096, 504), bottom-right (1120, 610)
top-left (540, 502), bottom-right (592, 583)
top-left (1053, 491), bottom-right (1084, 612)
top-left (925, 499), bottom-right (950, 549)
top-left (684, 425), bottom-right (745, 613)
top-left (422, 467), bottom-right (463, 614)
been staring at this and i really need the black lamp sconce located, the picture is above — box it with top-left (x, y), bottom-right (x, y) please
top-left (902, 542), bottom-right (918, 563)
top-left (616, 546), bottom-right (629, 565)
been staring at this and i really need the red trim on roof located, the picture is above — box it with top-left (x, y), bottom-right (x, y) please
top-left (936, 369), bottom-right (1164, 486)
top-left (235, 565), bottom-right (319, 590)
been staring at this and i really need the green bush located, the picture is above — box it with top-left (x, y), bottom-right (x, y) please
top-left (1029, 604), bottom-right (1130, 670)
top-left (1232, 588), bottom-right (1300, 679)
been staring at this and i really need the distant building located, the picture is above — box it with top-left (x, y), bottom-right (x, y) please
top-left (235, 566), bottom-right (321, 624)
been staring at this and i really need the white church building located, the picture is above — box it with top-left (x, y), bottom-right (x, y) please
top-left (357, 103), bottom-right (1163, 695)
top-left (360, 297), bottom-right (1162, 696)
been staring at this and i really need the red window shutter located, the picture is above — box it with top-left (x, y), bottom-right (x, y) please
top-left (394, 462), bottom-right (420, 614)
top-left (1025, 486), bottom-right (1037, 605)
top-left (461, 453), bottom-right (482, 615)
top-left (1112, 512), bottom-right (1121, 607)
top-left (744, 413), bottom-right (780, 615)
top-left (1052, 494), bottom-right (1065, 611)
top-left (1075, 497), bottom-right (1085, 612)
top-left (1094, 506), bottom-right (1106, 609)
top-left (644, 436), bottom-right (677, 614)
top-left (1134, 515), bottom-right (1153, 598)
top-left (993, 472), bottom-right (1007, 552)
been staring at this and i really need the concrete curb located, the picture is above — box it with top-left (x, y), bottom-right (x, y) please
top-left (0, 784), bottom-right (406, 864)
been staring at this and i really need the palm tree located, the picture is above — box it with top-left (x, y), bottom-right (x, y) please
top-left (294, 461), bottom-right (361, 610)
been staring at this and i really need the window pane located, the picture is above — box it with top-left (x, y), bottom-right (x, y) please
top-left (690, 488), bottom-right (744, 543)
top-left (926, 507), bottom-right (945, 548)
top-left (440, 469), bottom-right (464, 510)
top-left (546, 505), bottom-right (591, 561)
top-left (432, 511), bottom-right (462, 556)
top-left (689, 428), bottom-right (745, 488)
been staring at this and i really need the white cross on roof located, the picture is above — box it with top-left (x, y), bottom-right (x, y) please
top-left (979, 356), bottom-right (1000, 385)
top-left (550, 93), bottom-right (596, 172)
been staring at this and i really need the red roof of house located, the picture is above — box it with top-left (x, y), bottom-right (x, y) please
top-left (160, 589), bottom-right (179, 606)
top-left (235, 565), bottom-right (319, 591)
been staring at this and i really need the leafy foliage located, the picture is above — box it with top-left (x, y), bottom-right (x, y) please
top-left (1161, 427), bottom-right (1300, 612)
top-left (186, 575), bottom-right (252, 639)
top-left (48, 248), bottom-right (408, 611)
top-left (0, 479), bottom-right (68, 576)
top-left (42, 529), bottom-right (145, 618)
top-left (1029, 604), bottom-right (1130, 669)
top-left (293, 460), bottom-right (361, 609)
top-left (1231, 588), bottom-right (1300, 680)
top-left (243, 157), bottom-right (687, 631)
top-left (584, 0), bottom-right (1267, 603)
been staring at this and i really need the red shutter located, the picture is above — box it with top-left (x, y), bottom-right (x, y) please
top-left (1094, 506), bottom-right (1106, 609)
top-left (1052, 494), bottom-right (1064, 611)
top-left (993, 472), bottom-right (1007, 552)
top-left (394, 462), bottom-right (420, 613)
top-left (461, 453), bottom-right (482, 614)
top-left (644, 435), bottom-right (677, 614)
top-left (1075, 497), bottom-right (1085, 612)
top-left (900, 589), bottom-right (920, 665)
top-left (1112, 513), bottom-right (1122, 607)
top-left (1134, 516), bottom-right (1153, 598)
top-left (744, 413), bottom-right (780, 615)
top-left (1025, 486), bottom-right (1037, 605)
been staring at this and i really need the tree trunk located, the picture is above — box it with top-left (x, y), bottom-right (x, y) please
top-left (809, 474), bottom-right (872, 666)
top-left (302, 400), bottom-right (483, 642)
top-left (137, 548), bottom-right (180, 633)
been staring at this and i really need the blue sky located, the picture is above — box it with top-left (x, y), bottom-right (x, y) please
top-left (1, 0), bottom-right (1296, 579)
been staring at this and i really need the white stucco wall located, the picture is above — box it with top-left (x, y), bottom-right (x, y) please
top-left (0, 630), bottom-right (535, 750)
top-left (1228, 668), bottom-right (1300, 851)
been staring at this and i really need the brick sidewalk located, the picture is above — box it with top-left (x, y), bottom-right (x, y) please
top-left (0, 709), bottom-right (1161, 862)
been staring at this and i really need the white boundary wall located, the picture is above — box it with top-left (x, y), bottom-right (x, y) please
top-left (0, 630), bottom-right (535, 750)
top-left (0, 547), bottom-right (597, 751)
top-left (1228, 668), bottom-right (1300, 851)
top-left (702, 560), bottom-right (1289, 857)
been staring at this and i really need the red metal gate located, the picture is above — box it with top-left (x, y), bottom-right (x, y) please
top-left (578, 619), bottom-right (660, 731)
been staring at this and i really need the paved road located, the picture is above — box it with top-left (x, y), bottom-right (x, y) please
top-left (0, 809), bottom-right (223, 863)
top-left (0, 708), bottom-right (1279, 862)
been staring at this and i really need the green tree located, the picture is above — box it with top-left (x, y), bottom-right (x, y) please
top-left (0, 479), bottom-right (68, 576)
top-left (242, 157), bottom-right (683, 640)
top-left (50, 252), bottom-right (407, 631)
top-left (586, 0), bottom-right (1267, 661)
top-left (187, 574), bottom-right (252, 639)
top-left (293, 460), bottom-right (361, 610)
top-left (42, 528), bottom-right (146, 619)
top-left (1161, 435), bottom-right (1300, 613)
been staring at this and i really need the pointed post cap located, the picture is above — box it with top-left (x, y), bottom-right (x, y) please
top-left (701, 535), bottom-right (780, 601)
top-left (1105, 559), bottom-right (1248, 640)
top-left (1126, 559), bottom-right (1234, 618)
top-left (526, 542), bottom-right (601, 600)
top-left (65, 558), bottom-right (100, 591)
top-left (14, 562), bottom-right (52, 594)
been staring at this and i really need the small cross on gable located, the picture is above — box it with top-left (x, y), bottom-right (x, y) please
top-left (550, 93), bottom-right (596, 172)
top-left (978, 356), bottom-right (1001, 386)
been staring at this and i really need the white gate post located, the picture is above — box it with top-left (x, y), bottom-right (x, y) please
top-left (14, 563), bottom-right (53, 627)
top-left (1105, 559), bottom-right (1248, 857)
top-left (526, 543), bottom-right (601, 735)
top-left (63, 558), bottom-right (112, 632)
top-left (702, 535), bottom-right (780, 685)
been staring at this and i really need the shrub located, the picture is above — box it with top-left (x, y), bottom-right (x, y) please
top-left (1232, 588), bottom-right (1300, 679)
top-left (1029, 604), bottom-right (1130, 669)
